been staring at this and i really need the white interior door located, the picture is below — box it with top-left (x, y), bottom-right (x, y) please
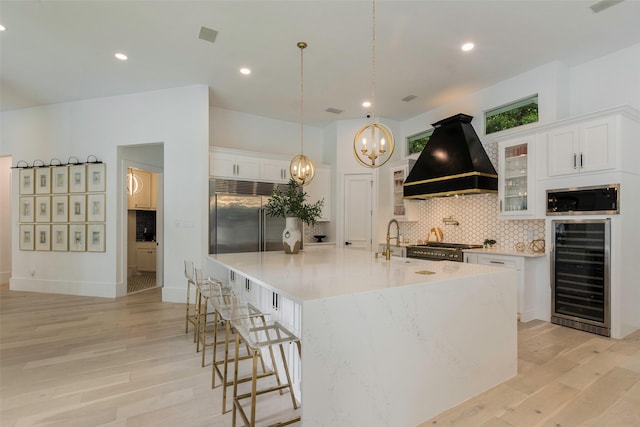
top-left (344, 173), bottom-right (372, 250)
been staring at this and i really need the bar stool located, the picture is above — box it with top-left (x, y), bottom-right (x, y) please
top-left (231, 302), bottom-right (301, 427)
top-left (209, 283), bottom-right (274, 413)
top-left (184, 260), bottom-right (197, 341)
top-left (194, 268), bottom-right (222, 367)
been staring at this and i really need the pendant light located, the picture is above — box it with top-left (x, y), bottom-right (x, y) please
top-left (353, 0), bottom-right (394, 168)
top-left (290, 41), bottom-right (315, 186)
top-left (127, 167), bottom-right (143, 195)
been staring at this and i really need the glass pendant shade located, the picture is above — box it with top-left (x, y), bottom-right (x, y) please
top-left (353, 122), bottom-right (394, 168)
top-left (290, 154), bottom-right (315, 186)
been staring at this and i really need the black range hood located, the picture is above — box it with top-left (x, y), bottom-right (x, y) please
top-left (403, 113), bottom-right (498, 198)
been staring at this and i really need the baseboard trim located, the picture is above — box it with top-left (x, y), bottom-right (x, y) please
top-left (0, 271), bottom-right (10, 285)
top-left (10, 277), bottom-right (117, 298)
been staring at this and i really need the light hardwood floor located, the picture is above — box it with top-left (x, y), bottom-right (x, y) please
top-left (1, 283), bottom-right (639, 427)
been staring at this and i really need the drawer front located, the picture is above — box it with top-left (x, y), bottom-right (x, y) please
top-left (476, 254), bottom-right (522, 269)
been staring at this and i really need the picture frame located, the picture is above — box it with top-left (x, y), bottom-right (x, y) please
top-left (19, 224), bottom-right (34, 251)
top-left (87, 224), bottom-right (105, 252)
top-left (19, 197), bottom-right (35, 223)
top-left (35, 168), bottom-right (51, 194)
top-left (87, 193), bottom-right (105, 222)
top-left (69, 195), bottom-right (86, 222)
top-left (51, 166), bottom-right (69, 194)
top-left (35, 196), bottom-right (51, 222)
top-left (69, 224), bottom-right (86, 252)
top-left (87, 163), bottom-right (106, 192)
top-left (35, 224), bottom-right (51, 251)
top-left (19, 169), bottom-right (35, 195)
top-left (51, 224), bottom-right (68, 251)
top-left (52, 195), bottom-right (68, 222)
top-left (69, 164), bottom-right (86, 193)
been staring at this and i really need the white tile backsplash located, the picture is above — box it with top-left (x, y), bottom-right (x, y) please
top-left (398, 195), bottom-right (544, 250)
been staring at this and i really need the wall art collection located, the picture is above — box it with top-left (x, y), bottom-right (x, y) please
top-left (18, 159), bottom-right (106, 252)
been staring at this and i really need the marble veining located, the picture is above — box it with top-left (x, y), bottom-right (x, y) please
top-left (208, 247), bottom-right (518, 426)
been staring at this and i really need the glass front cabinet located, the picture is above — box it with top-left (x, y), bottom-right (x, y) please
top-left (390, 159), bottom-right (417, 221)
top-left (498, 137), bottom-right (535, 218)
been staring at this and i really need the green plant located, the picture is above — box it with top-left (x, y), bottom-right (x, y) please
top-left (265, 178), bottom-right (324, 225)
top-left (484, 239), bottom-right (497, 247)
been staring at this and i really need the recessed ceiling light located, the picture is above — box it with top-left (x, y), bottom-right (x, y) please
top-left (0, 25), bottom-right (6, 31)
top-left (362, 101), bottom-right (371, 108)
top-left (240, 67), bottom-right (251, 75)
top-left (461, 42), bottom-right (475, 52)
top-left (115, 52), bottom-right (128, 61)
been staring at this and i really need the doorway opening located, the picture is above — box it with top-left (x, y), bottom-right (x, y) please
top-left (127, 167), bottom-right (159, 294)
top-left (118, 144), bottom-right (164, 297)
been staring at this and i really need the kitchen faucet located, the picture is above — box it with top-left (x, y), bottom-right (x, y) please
top-left (385, 219), bottom-right (400, 260)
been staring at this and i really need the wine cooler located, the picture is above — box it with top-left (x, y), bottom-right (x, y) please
top-left (551, 219), bottom-right (610, 337)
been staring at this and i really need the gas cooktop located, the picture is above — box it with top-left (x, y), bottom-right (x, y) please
top-left (406, 242), bottom-right (483, 262)
top-left (410, 242), bottom-right (483, 250)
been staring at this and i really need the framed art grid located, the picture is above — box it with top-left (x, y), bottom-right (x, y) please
top-left (52, 195), bottom-right (68, 222)
top-left (87, 194), bottom-right (105, 222)
top-left (87, 163), bottom-right (106, 192)
top-left (51, 166), bottom-right (69, 193)
top-left (87, 224), bottom-right (105, 252)
top-left (19, 169), bottom-right (35, 195)
top-left (35, 196), bottom-right (51, 222)
top-left (35, 168), bottom-right (51, 194)
top-left (69, 195), bottom-right (86, 222)
top-left (20, 224), bottom-right (34, 251)
top-left (52, 224), bottom-right (68, 251)
top-left (69, 164), bottom-right (86, 193)
top-left (35, 224), bottom-right (51, 251)
top-left (19, 197), bottom-right (35, 223)
top-left (69, 224), bottom-right (86, 252)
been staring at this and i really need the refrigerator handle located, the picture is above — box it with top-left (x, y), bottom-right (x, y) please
top-left (259, 208), bottom-right (265, 251)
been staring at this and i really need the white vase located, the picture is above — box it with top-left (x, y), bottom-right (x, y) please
top-left (283, 217), bottom-right (302, 254)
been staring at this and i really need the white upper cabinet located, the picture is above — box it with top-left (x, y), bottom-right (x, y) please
top-left (210, 149), bottom-right (260, 180)
top-left (209, 148), bottom-right (294, 183)
top-left (261, 158), bottom-right (290, 183)
top-left (547, 116), bottom-right (616, 177)
top-left (498, 137), bottom-right (536, 218)
top-left (304, 165), bottom-right (331, 221)
top-left (389, 159), bottom-right (417, 221)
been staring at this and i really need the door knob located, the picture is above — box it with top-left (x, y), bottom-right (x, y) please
top-left (345, 241), bottom-right (352, 245)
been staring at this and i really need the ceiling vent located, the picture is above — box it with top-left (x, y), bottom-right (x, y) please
top-left (198, 26), bottom-right (218, 43)
top-left (401, 95), bottom-right (417, 102)
top-left (590, 0), bottom-right (624, 13)
top-left (325, 107), bottom-right (343, 114)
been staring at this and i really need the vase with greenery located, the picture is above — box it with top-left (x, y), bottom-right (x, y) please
top-left (265, 178), bottom-right (324, 254)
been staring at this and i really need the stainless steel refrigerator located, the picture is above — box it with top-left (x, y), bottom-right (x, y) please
top-left (209, 179), bottom-right (287, 254)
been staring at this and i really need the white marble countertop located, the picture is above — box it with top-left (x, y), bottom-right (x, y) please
top-left (209, 246), bottom-right (508, 303)
top-left (463, 247), bottom-right (546, 257)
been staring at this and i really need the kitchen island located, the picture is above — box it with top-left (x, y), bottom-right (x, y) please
top-left (207, 246), bottom-right (517, 426)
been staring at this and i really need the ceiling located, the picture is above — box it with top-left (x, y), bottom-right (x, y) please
top-left (2, 0), bottom-right (640, 127)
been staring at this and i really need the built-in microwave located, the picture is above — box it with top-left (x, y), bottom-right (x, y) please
top-left (546, 184), bottom-right (619, 215)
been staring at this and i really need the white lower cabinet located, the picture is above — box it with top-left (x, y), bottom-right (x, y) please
top-left (225, 269), bottom-right (302, 401)
top-left (136, 242), bottom-right (156, 272)
top-left (465, 252), bottom-right (546, 322)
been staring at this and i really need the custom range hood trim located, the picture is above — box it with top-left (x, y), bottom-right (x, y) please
top-left (403, 113), bottom-right (498, 198)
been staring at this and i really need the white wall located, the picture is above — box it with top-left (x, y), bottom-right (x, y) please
top-left (569, 43), bottom-right (640, 115)
top-left (1, 85), bottom-right (209, 301)
top-left (0, 156), bottom-right (11, 283)
top-left (210, 107), bottom-right (326, 163)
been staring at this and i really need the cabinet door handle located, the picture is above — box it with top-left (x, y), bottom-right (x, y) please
top-left (580, 153), bottom-right (584, 168)
top-left (490, 260), bottom-right (505, 264)
top-left (573, 153), bottom-right (577, 169)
